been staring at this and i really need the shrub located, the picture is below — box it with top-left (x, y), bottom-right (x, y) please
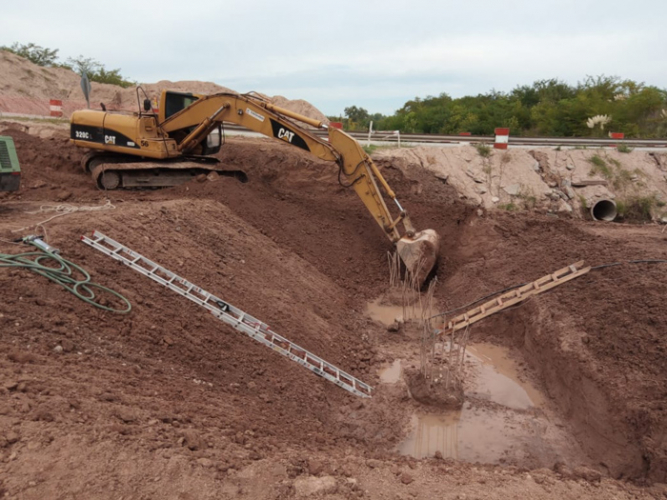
top-left (616, 196), bottom-right (656, 221)
top-left (66, 56), bottom-right (135, 88)
top-left (0, 42), bottom-right (58, 66)
top-left (588, 155), bottom-right (612, 178)
top-left (474, 143), bottom-right (492, 158)
top-left (498, 203), bottom-right (517, 211)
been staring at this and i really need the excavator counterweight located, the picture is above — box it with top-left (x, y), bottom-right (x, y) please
top-left (70, 90), bottom-right (440, 285)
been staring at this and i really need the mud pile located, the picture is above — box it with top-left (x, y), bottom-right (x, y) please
top-left (404, 368), bottom-right (465, 409)
top-left (1, 124), bottom-right (667, 497)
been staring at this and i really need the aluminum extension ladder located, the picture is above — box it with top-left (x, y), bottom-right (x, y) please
top-left (81, 231), bottom-right (372, 398)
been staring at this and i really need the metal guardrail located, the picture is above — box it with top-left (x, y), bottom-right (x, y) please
top-left (221, 123), bottom-right (667, 148)
top-left (2, 112), bottom-right (664, 148)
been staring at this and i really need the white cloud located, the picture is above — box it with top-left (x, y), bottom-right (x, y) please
top-left (1, 0), bottom-right (666, 114)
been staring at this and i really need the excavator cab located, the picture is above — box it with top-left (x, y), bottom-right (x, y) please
top-left (160, 91), bottom-right (199, 121)
top-left (160, 91), bottom-right (222, 155)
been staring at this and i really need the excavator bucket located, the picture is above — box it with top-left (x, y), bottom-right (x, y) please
top-left (396, 229), bottom-right (440, 287)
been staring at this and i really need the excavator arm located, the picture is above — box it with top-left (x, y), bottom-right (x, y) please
top-left (160, 93), bottom-right (440, 273)
top-left (70, 90), bottom-right (439, 284)
top-left (160, 92), bottom-right (439, 284)
top-left (161, 93), bottom-right (413, 241)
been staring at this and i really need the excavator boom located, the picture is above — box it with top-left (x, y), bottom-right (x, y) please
top-left (70, 91), bottom-right (440, 284)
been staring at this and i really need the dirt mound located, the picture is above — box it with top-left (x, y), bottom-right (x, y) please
top-left (269, 95), bottom-right (329, 124)
top-left (0, 50), bottom-right (124, 104)
top-left (1, 127), bottom-right (667, 497)
top-left (0, 51), bottom-right (329, 123)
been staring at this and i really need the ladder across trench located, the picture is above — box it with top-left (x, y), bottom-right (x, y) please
top-left (434, 260), bottom-right (591, 336)
top-left (81, 230), bottom-right (372, 398)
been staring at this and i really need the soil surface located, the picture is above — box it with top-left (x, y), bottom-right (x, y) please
top-left (375, 145), bottom-right (667, 219)
top-left (1, 122), bottom-right (667, 499)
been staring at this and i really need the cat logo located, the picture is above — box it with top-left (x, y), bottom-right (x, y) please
top-left (277, 127), bottom-right (295, 143)
top-left (269, 119), bottom-right (310, 152)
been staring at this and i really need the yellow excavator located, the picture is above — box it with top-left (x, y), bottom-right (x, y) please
top-left (69, 89), bottom-right (439, 283)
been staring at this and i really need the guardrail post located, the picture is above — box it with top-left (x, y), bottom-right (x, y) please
top-left (609, 132), bottom-right (624, 148)
top-left (49, 99), bottom-right (63, 118)
top-left (494, 128), bottom-right (510, 149)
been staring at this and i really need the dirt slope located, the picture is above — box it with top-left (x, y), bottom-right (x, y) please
top-left (375, 146), bottom-right (667, 220)
top-left (0, 50), bottom-right (329, 123)
top-left (1, 124), bottom-right (667, 498)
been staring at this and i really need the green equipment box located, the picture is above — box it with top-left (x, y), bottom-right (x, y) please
top-left (0, 136), bottom-right (21, 192)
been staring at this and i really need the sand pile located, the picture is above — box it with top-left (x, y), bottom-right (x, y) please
top-left (0, 50), bottom-right (329, 123)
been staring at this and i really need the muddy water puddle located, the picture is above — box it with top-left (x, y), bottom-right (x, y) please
top-left (380, 359), bottom-right (403, 384)
top-left (398, 407), bottom-right (535, 462)
top-left (466, 343), bottom-right (545, 409)
top-left (391, 343), bottom-right (575, 465)
top-left (366, 298), bottom-right (424, 327)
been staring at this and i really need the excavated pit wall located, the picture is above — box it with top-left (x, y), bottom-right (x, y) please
top-left (2, 124), bottom-right (667, 486)
top-left (471, 299), bottom-right (658, 480)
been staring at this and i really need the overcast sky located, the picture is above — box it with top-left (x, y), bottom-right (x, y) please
top-left (3, 0), bottom-right (666, 116)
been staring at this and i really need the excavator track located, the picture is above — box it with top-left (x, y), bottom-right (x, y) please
top-left (81, 152), bottom-right (247, 190)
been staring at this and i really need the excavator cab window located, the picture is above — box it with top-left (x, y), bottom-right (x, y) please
top-left (163, 91), bottom-right (221, 155)
top-left (164, 92), bottom-right (200, 120)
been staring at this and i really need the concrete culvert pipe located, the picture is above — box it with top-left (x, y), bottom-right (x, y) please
top-left (591, 199), bottom-right (617, 221)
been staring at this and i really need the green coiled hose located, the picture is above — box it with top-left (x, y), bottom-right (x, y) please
top-left (0, 239), bottom-right (131, 314)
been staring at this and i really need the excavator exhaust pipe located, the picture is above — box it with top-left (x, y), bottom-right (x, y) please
top-left (396, 229), bottom-right (440, 287)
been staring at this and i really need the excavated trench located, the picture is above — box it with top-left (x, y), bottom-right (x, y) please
top-left (393, 343), bottom-right (556, 462)
top-left (366, 242), bottom-right (665, 482)
top-left (368, 298), bottom-right (586, 470)
top-left (1, 125), bottom-right (666, 494)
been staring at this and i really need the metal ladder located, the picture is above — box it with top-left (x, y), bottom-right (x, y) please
top-left (81, 230), bottom-right (372, 398)
top-left (434, 260), bottom-right (591, 336)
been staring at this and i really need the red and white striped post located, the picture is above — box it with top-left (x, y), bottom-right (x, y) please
top-left (494, 128), bottom-right (510, 149)
top-left (609, 132), bottom-right (624, 148)
top-left (49, 99), bottom-right (63, 117)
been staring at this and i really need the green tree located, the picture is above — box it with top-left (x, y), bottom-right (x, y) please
top-left (67, 55), bottom-right (135, 88)
top-left (1, 42), bottom-right (59, 66)
top-left (344, 105), bottom-right (371, 131)
top-left (341, 75), bottom-right (667, 138)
